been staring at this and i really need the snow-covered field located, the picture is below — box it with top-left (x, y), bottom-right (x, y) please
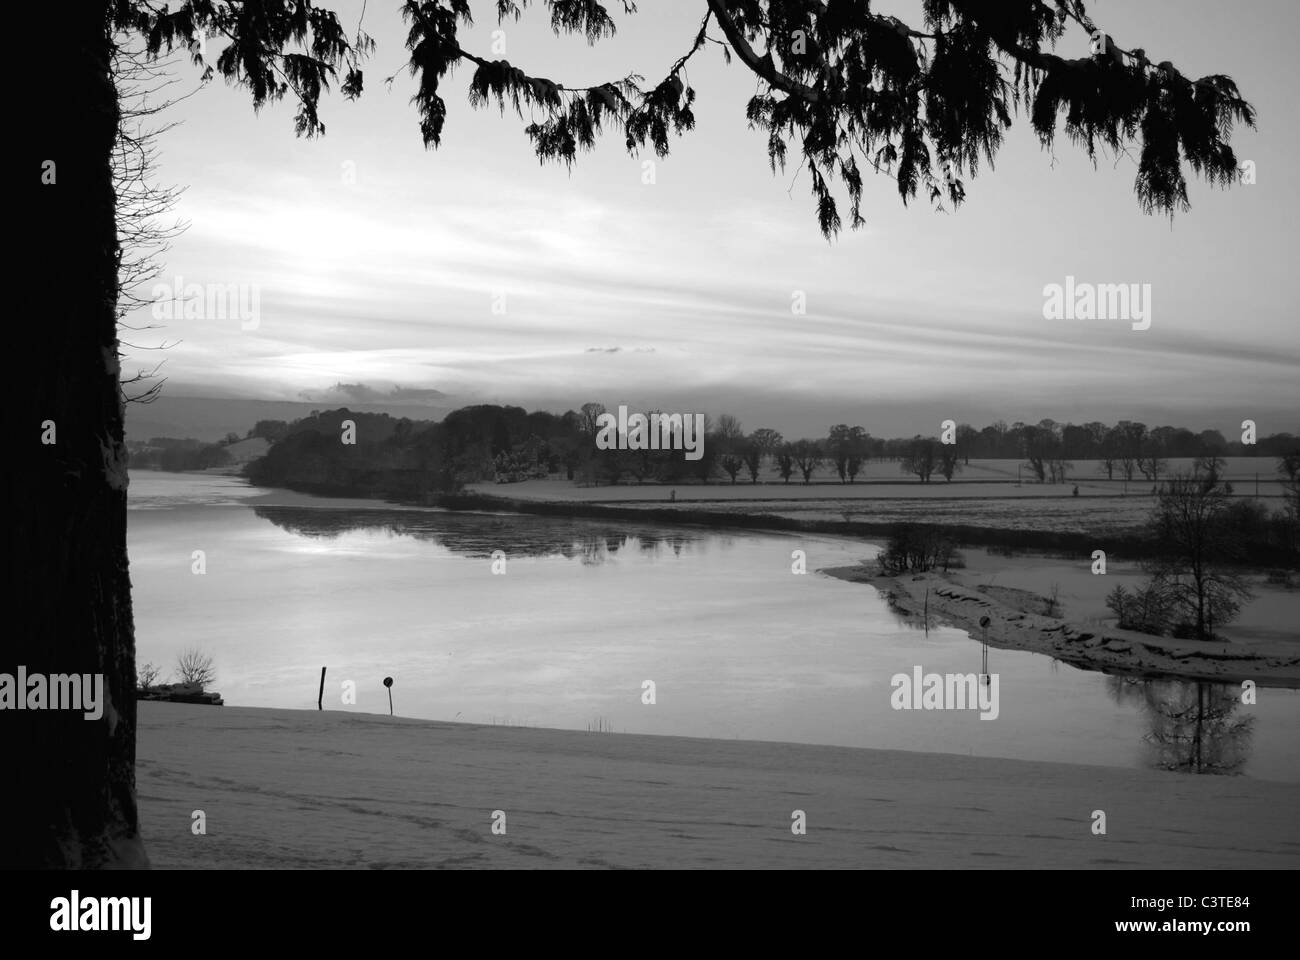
top-left (464, 458), bottom-right (1289, 536)
top-left (469, 458), bottom-right (1289, 501)
top-left (137, 703), bottom-right (1300, 869)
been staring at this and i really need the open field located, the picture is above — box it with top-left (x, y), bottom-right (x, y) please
top-left (477, 491), bottom-right (1162, 536)
top-left (465, 458), bottom-right (1291, 537)
top-left (470, 458), bottom-right (1289, 498)
top-left (136, 703), bottom-right (1300, 869)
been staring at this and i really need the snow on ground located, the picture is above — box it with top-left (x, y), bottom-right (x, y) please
top-left (825, 562), bottom-right (1300, 685)
top-left (137, 703), bottom-right (1300, 869)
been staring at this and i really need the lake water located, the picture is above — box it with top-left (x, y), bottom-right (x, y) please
top-left (127, 471), bottom-right (1300, 781)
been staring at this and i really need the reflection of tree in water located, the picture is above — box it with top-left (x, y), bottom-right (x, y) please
top-left (1106, 676), bottom-right (1254, 775)
top-left (252, 506), bottom-right (698, 565)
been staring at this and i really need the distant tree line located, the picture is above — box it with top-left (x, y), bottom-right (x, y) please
top-left (636, 414), bottom-right (1295, 488)
top-left (245, 404), bottom-right (616, 498)
top-left (130, 401), bottom-right (1300, 507)
top-left (127, 436), bottom-right (232, 471)
top-left (237, 404), bottom-right (1299, 500)
top-left (584, 413), bottom-right (1295, 488)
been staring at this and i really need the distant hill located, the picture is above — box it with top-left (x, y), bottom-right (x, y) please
top-left (125, 395), bottom-right (451, 443)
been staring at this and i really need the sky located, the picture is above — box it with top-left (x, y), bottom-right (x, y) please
top-left (119, 0), bottom-right (1299, 438)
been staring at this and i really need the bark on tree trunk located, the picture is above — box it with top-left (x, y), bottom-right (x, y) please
top-left (8, 3), bottom-right (148, 868)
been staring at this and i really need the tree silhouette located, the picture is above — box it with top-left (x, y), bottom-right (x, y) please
top-left (20, 0), bottom-right (1255, 867)
top-left (1145, 475), bottom-right (1254, 641)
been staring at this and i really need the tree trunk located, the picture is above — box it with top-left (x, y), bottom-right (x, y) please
top-left (8, 4), bottom-right (147, 867)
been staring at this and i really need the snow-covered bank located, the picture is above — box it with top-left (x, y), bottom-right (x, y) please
top-left (822, 562), bottom-right (1300, 686)
top-left (136, 703), bottom-right (1300, 869)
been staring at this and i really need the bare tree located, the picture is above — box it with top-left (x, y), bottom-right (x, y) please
top-left (749, 428), bottom-right (783, 457)
top-left (878, 525), bottom-right (958, 576)
top-left (1118, 452), bottom-right (1138, 482)
top-left (715, 415), bottom-right (745, 483)
top-left (715, 414), bottom-right (744, 446)
top-left (1137, 440), bottom-right (1168, 482)
top-left (136, 662), bottom-right (163, 689)
top-left (1195, 454), bottom-right (1227, 490)
top-left (112, 41), bottom-right (196, 405)
top-left (741, 428), bottom-right (781, 483)
top-left (1145, 476), bottom-right (1254, 641)
top-left (1094, 423), bottom-right (1119, 480)
top-left (175, 649), bottom-right (216, 689)
top-left (1047, 456), bottom-right (1072, 484)
top-left (1022, 422), bottom-right (1062, 482)
top-left (955, 423), bottom-right (978, 466)
top-left (578, 402), bottom-right (607, 440)
top-left (901, 437), bottom-right (937, 483)
top-left (720, 453), bottom-right (744, 483)
top-left (1276, 452), bottom-right (1300, 519)
top-left (1106, 582), bottom-right (1174, 635)
top-left (938, 446), bottom-right (962, 482)
top-left (1115, 421), bottom-right (1147, 482)
top-left (775, 445), bottom-right (796, 484)
top-left (828, 424), bottom-right (868, 483)
top-left (792, 440), bottom-right (824, 485)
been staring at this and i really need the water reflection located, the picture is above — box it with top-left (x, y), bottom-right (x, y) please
top-left (253, 506), bottom-right (703, 564)
top-left (1107, 677), bottom-right (1255, 775)
top-left (250, 504), bottom-right (1269, 778)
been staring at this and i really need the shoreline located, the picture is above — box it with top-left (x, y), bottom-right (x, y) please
top-left (198, 478), bottom-right (1300, 687)
top-left (136, 703), bottom-right (1300, 869)
top-left (247, 482), bottom-right (1162, 557)
top-left (823, 564), bottom-right (1300, 687)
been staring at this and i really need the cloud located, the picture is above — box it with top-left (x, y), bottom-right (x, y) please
top-left (390, 386), bottom-right (451, 401)
top-left (297, 382), bottom-right (449, 404)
